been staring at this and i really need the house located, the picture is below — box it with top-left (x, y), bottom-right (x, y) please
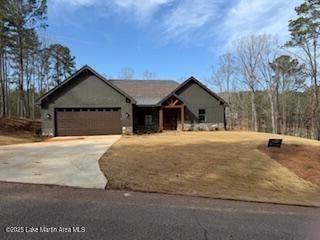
top-left (38, 65), bottom-right (227, 136)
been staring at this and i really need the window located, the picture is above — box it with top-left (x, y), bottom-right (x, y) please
top-left (145, 114), bottom-right (153, 125)
top-left (198, 109), bottom-right (206, 123)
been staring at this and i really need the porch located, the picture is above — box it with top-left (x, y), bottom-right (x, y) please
top-left (133, 95), bottom-right (184, 134)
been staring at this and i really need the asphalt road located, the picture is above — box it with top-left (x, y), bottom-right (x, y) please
top-left (0, 182), bottom-right (319, 240)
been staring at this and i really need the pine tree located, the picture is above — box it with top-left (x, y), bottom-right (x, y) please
top-left (0, 0), bottom-right (11, 116)
top-left (287, 0), bottom-right (320, 140)
top-left (49, 43), bottom-right (75, 85)
top-left (270, 55), bottom-right (305, 134)
top-left (6, 0), bottom-right (47, 117)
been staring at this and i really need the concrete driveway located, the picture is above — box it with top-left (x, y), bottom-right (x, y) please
top-left (0, 135), bottom-right (121, 189)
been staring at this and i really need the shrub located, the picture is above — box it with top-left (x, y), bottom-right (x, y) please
top-left (34, 127), bottom-right (42, 136)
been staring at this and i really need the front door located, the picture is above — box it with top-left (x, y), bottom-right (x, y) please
top-left (163, 108), bottom-right (178, 130)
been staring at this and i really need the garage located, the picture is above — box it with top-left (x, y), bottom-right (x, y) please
top-left (55, 108), bottom-right (122, 136)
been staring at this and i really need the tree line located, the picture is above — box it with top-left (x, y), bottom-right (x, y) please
top-left (213, 0), bottom-right (320, 140)
top-left (1, 0), bottom-right (319, 141)
top-left (0, 0), bottom-right (75, 119)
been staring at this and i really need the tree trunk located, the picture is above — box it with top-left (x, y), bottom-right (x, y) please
top-left (31, 88), bottom-right (34, 119)
top-left (251, 91), bottom-right (258, 132)
top-left (0, 48), bottom-right (5, 117)
top-left (18, 34), bottom-right (26, 118)
top-left (281, 92), bottom-right (287, 135)
top-left (313, 75), bottom-right (320, 140)
top-left (268, 91), bottom-right (276, 134)
top-left (312, 38), bottom-right (320, 140)
top-left (4, 53), bottom-right (9, 116)
top-left (275, 82), bottom-right (280, 133)
top-left (313, 83), bottom-right (320, 140)
top-left (25, 61), bottom-right (31, 118)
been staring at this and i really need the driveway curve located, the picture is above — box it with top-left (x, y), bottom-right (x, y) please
top-left (0, 135), bottom-right (121, 189)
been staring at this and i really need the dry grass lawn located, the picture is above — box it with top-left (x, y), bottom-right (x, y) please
top-left (100, 131), bottom-right (320, 206)
top-left (0, 131), bottom-right (44, 146)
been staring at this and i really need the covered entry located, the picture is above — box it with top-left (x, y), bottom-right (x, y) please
top-left (159, 95), bottom-right (184, 131)
top-left (55, 108), bottom-right (121, 136)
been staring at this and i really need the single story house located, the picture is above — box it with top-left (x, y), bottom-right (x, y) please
top-left (38, 65), bottom-right (227, 136)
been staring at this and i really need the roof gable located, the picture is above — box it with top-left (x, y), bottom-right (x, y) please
top-left (158, 93), bottom-right (184, 106)
top-left (38, 66), bottom-right (225, 107)
top-left (38, 65), bottom-right (136, 104)
top-left (157, 77), bottom-right (227, 106)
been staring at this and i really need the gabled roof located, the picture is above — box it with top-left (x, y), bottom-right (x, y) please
top-left (38, 65), bottom-right (226, 107)
top-left (110, 79), bottom-right (179, 106)
top-left (159, 76), bottom-right (227, 106)
top-left (38, 65), bottom-right (136, 104)
top-left (157, 93), bottom-right (184, 105)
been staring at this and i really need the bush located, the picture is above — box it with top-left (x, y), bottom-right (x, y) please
top-left (34, 128), bottom-right (42, 136)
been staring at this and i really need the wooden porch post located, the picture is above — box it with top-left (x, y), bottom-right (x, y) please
top-left (181, 105), bottom-right (184, 131)
top-left (159, 107), bottom-right (163, 131)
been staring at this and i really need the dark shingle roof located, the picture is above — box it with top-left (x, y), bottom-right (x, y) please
top-left (38, 65), bottom-right (227, 106)
top-left (109, 80), bottom-right (179, 106)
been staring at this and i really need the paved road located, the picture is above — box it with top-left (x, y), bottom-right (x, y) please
top-left (0, 182), bottom-right (319, 240)
top-left (0, 135), bottom-right (120, 188)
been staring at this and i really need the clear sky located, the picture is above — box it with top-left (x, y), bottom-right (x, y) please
top-left (47, 0), bottom-right (302, 85)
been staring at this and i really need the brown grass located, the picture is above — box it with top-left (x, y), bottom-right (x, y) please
top-left (99, 131), bottom-right (320, 206)
top-left (259, 144), bottom-right (320, 186)
top-left (0, 131), bottom-right (44, 146)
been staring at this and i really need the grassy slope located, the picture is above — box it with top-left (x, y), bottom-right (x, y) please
top-left (100, 131), bottom-right (320, 206)
top-left (259, 143), bottom-right (320, 186)
top-left (0, 132), bottom-right (43, 146)
top-left (0, 117), bottom-right (43, 146)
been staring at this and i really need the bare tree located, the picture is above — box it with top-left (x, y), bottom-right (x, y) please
top-left (212, 52), bottom-right (236, 129)
top-left (118, 67), bottom-right (135, 80)
top-left (142, 70), bottom-right (157, 80)
top-left (258, 35), bottom-right (279, 134)
top-left (234, 35), bottom-right (268, 132)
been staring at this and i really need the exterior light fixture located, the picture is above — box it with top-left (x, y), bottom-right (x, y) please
top-left (46, 113), bottom-right (52, 119)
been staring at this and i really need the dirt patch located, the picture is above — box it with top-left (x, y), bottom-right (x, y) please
top-left (100, 131), bottom-right (320, 206)
top-left (258, 144), bottom-right (320, 186)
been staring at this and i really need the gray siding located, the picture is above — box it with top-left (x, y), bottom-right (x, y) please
top-left (176, 81), bottom-right (225, 124)
top-left (41, 72), bottom-right (132, 136)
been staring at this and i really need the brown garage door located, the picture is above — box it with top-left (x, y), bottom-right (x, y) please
top-left (55, 108), bottom-right (121, 136)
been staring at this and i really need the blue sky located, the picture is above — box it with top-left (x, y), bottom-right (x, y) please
top-left (48, 0), bottom-right (302, 85)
